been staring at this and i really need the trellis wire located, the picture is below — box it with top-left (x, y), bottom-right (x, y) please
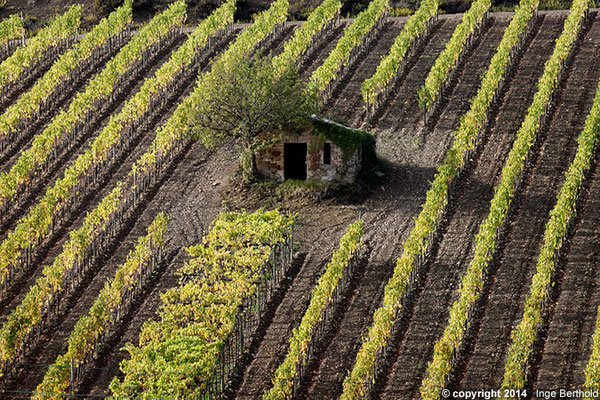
top-left (199, 229), bottom-right (295, 399)
top-left (288, 245), bottom-right (360, 398)
top-left (358, 11), bottom-right (541, 399)
top-left (365, 14), bottom-right (438, 121)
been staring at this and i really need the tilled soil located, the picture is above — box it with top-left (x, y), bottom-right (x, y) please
top-left (33, 24), bottom-right (303, 398)
top-left (0, 31), bottom-right (191, 318)
top-left (533, 148), bottom-right (600, 390)
top-left (232, 210), bottom-right (356, 400)
top-left (373, 13), bottom-right (561, 400)
top-left (0, 26), bottom-right (244, 397)
top-left (421, 15), bottom-right (510, 169)
top-left (0, 34), bottom-right (128, 171)
top-left (524, 14), bottom-right (600, 391)
top-left (321, 19), bottom-right (405, 127)
top-left (299, 21), bottom-right (348, 81)
top-left (457, 12), bottom-right (600, 391)
top-left (372, 16), bottom-right (459, 134)
top-left (2, 9), bottom-right (599, 400)
top-left (0, 41), bottom-right (75, 111)
top-left (79, 143), bottom-right (237, 397)
top-left (294, 14), bottom-right (508, 400)
top-left (0, 32), bottom-right (183, 239)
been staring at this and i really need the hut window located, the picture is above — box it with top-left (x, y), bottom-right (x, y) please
top-left (323, 143), bottom-right (331, 165)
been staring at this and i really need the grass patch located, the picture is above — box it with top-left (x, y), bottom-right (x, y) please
top-left (259, 179), bottom-right (331, 198)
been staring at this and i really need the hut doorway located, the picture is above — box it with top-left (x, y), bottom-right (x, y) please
top-left (284, 143), bottom-right (307, 180)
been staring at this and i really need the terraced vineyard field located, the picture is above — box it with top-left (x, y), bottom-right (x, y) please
top-left (1, 0), bottom-right (600, 398)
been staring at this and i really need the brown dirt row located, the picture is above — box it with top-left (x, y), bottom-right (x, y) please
top-left (0, 9), bottom-right (589, 400)
top-left (23, 23), bottom-right (304, 398)
top-left (232, 212), bottom-right (355, 400)
top-left (366, 14), bottom-right (521, 400)
top-left (0, 45), bottom-right (17, 65)
top-left (444, 11), bottom-right (557, 389)
top-left (455, 12), bottom-right (600, 391)
top-left (265, 22), bottom-right (300, 57)
top-left (238, 13), bottom-right (490, 400)
top-left (0, 31), bottom-right (185, 240)
top-left (226, 22), bottom-right (365, 399)
top-left (0, 31), bottom-right (190, 320)
top-left (532, 143), bottom-right (600, 390)
top-left (0, 25), bottom-right (250, 397)
top-left (0, 39), bottom-right (75, 111)
top-left (0, 33), bottom-right (131, 171)
top-left (299, 21), bottom-right (348, 81)
top-left (321, 19), bottom-right (405, 127)
top-left (421, 15), bottom-right (511, 170)
top-left (78, 142), bottom-right (241, 398)
top-left (230, 16), bottom-right (462, 400)
top-left (372, 16), bottom-right (458, 136)
top-left (297, 14), bottom-right (510, 400)
top-left (526, 14), bottom-right (600, 391)
top-left (253, 22), bottom-right (298, 58)
top-left (70, 10), bottom-right (597, 399)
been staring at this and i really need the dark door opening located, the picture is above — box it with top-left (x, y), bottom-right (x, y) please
top-left (284, 143), bottom-right (307, 180)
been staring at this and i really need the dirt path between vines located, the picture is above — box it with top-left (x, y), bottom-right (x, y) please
top-left (457, 12), bottom-right (600, 390)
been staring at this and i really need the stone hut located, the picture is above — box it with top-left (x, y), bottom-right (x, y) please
top-left (256, 116), bottom-right (376, 183)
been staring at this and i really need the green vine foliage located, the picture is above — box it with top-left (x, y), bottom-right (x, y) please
top-left (0, 0), bottom-right (132, 202)
top-left (0, 1), bottom-right (132, 140)
top-left (109, 4), bottom-right (295, 395)
top-left (421, 0), bottom-right (590, 396)
top-left (0, 1), bottom-right (193, 376)
top-left (0, 1), bottom-right (187, 290)
top-left (0, 0), bottom-right (286, 387)
top-left (417, 0), bottom-right (490, 110)
top-left (309, 0), bottom-right (388, 95)
top-left (136, 0), bottom-right (288, 176)
top-left (33, 213), bottom-right (168, 399)
top-left (110, 210), bottom-right (295, 399)
top-left (0, 0), bottom-right (256, 381)
top-left (362, 0), bottom-right (438, 109)
top-left (501, 0), bottom-right (593, 391)
top-left (341, 0), bottom-right (541, 397)
top-left (272, 0), bottom-right (341, 75)
top-left (0, 5), bottom-right (80, 90)
top-left (0, 14), bottom-right (23, 45)
top-left (0, 183), bottom-right (125, 371)
top-left (263, 220), bottom-right (363, 400)
top-left (585, 306), bottom-right (600, 394)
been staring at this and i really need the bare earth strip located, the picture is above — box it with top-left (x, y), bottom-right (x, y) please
top-left (457, 12), bottom-right (600, 391)
top-left (531, 14), bottom-right (600, 391)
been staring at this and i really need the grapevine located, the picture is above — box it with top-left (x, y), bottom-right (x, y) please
top-left (0, 0), bottom-right (132, 157)
top-left (109, 210), bottom-right (294, 399)
top-left (0, 14), bottom-right (24, 46)
top-left (0, 0), bottom-right (188, 297)
top-left (584, 306), bottom-right (600, 394)
top-left (263, 220), bottom-right (363, 400)
top-left (0, 5), bottom-right (81, 101)
top-left (417, 0), bottom-right (490, 113)
top-left (420, 0), bottom-right (590, 397)
top-left (362, 0), bottom-right (438, 118)
top-left (309, 0), bottom-right (388, 100)
top-left (0, 0), bottom-right (285, 380)
top-left (341, 0), bottom-right (540, 398)
top-left (32, 213), bottom-right (168, 399)
top-left (133, 0), bottom-right (288, 176)
top-left (500, 1), bottom-right (592, 392)
top-left (272, 0), bottom-right (341, 74)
